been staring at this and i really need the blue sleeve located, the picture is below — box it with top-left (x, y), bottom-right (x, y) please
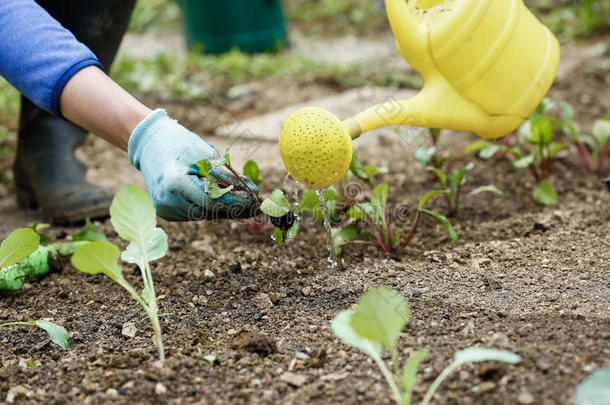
top-left (0, 0), bottom-right (103, 116)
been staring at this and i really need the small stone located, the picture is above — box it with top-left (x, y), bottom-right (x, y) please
top-left (253, 293), bottom-right (274, 311)
top-left (517, 391), bottom-right (535, 404)
top-left (301, 287), bottom-right (312, 296)
top-left (154, 383), bottom-right (167, 395)
top-left (253, 313), bottom-right (263, 321)
top-left (6, 386), bottom-right (29, 403)
top-left (203, 270), bottom-right (216, 279)
top-left (190, 240), bottom-right (216, 256)
top-left (280, 372), bottom-right (309, 387)
top-left (477, 381), bottom-right (496, 393)
top-left (536, 359), bottom-right (550, 371)
top-left (106, 388), bottom-right (119, 397)
top-left (121, 322), bottom-right (137, 338)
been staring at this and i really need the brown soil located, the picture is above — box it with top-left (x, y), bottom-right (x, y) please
top-left (0, 44), bottom-right (609, 405)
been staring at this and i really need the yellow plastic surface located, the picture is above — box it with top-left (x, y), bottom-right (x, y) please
top-left (279, 0), bottom-right (560, 187)
top-left (279, 107), bottom-right (352, 188)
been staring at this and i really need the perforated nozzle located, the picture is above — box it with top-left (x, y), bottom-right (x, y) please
top-left (279, 107), bottom-right (353, 188)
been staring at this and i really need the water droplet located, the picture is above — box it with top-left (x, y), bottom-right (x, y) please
top-left (316, 188), bottom-right (338, 269)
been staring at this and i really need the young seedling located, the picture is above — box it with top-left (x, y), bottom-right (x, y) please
top-left (260, 188), bottom-right (299, 243)
top-left (298, 155), bottom-right (457, 255)
top-left (559, 107), bottom-right (610, 174)
top-left (240, 160), bottom-right (275, 235)
top-left (71, 185), bottom-right (169, 361)
top-left (196, 149), bottom-right (259, 200)
top-left (0, 222), bottom-right (106, 291)
top-left (427, 163), bottom-right (502, 217)
top-left (466, 98), bottom-right (567, 206)
top-left (0, 319), bottom-right (68, 349)
top-left (397, 128), bottom-right (448, 170)
top-left (332, 287), bottom-right (520, 405)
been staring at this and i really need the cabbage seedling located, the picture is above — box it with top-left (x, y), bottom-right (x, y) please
top-left (71, 185), bottom-right (169, 361)
top-left (196, 149), bottom-right (259, 200)
top-left (332, 287), bottom-right (520, 404)
top-left (573, 368), bottom-right (610, 405)
top-left (260, 188), bottom-right (299, 243)
top-left (0, 319), bottom-right (68, 349)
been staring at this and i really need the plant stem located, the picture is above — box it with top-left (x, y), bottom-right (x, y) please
top-left (372, 354), bottom-right (403, 405)
top-left (225, 164), bottom-right (260, 200)
top-left (421, 363), bottom-right (460, 405)
top-left (0, 321), bottom-right (35, 328)
top-left (209, 172), bottom-right (230, 188)
top-left (595, 139), bottom-right (610, 174)
top-left (401, 211), bottom-right (421, 249)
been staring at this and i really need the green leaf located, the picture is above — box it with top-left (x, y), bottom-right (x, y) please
top-left (332, 225), bottom-right (359, 255)
top-left (364, 166), bottom-right (389, 179)
top-left (347, 206), bottom-right (367, 220)
top-left (529, 115), bottom-right (554, 145)
top-left (122, 227), bottom-right (168, 269)
top-left (71, 241), bottom-right (124, 282)
top-left (479, 143), bottom-right (500, 160)
top-left (29, 222), bottom-right (51, 244)
top-left (286, 221), bottom-right (300, 242)
top-left (469, 185), bottom-right (503, 196)
top-left (110, 185), bottom-right (157, 244)
top-left (592, 119), bottom-right (610, 146)
top-left (243, 160), bottom-right (262, 186)
top-left (196, 159), bottom-right (213, 178)
top-left (392, 231), bottom-right (401, 248)
top-left (331, 310), bottom-right (382, 358)
top-left (463, 140), bottom-right (486, 155)
top-left (548, 142), bottom-right (567, 158)
top-left (272, 227), bottom-right (284, 244)
top-left (73, 218), bottom-right (108, 242)
top-left (205, 176), bottom-right (234, 199)
top-left (349, 154), bottom-right (369, 182)
top-left (453, 347), bottom-right (521, 366)
top-left (513, 154), bottom-right (535, 169)
top-left (34, 320), bottom-right (69, 350)
top-left (260, 189), bottom-right (291, 217)
top-left (325, 186), bottom-right (345, 201)
top-left (532, 179), bottom-right (558, 206)
top-left (0, 228), bottom-right (40, 268)
top-left (204, 354), bottom-right (218, 366)
top-left (350, 287), bottom-right (410, 351)
top-left (415, 147), bottom-right (436, 165)
top-left (295, 190), bottom-right (319, 213)
top-left (427, 167), bottom-right (447, 188)
top-left (371, 183), bottom-right (388, 210)
top-left (401, 348), bottom-right (429, 401)
top-left (421, 209), bottom-right (458, 245)
top-left (573, 368), bottom-right (610, 405)
top-left (418, 190), bottom-right (445, 211)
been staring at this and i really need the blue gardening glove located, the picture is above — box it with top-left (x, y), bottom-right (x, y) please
top-left (128, 109), bottom-right (260, 221)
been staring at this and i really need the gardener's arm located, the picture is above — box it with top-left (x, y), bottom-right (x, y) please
top-left (0, 0), bottom-right (259, 221)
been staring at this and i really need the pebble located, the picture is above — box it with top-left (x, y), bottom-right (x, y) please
top-left (121, 322), bottom-right (137, 338)
top-left (203, 270), bottom-right (216, 279)
top-left (154, 383), bottom-right (167, 395)
top-left (105, 388), bottom-right (119, 397)
top-left (536, 359), bottom-right (550, 371)
top-left (190, 240), bottom-right (216, 256)
top-left (253, 293), bottom-right (274, 311)
top-left (280, 372), bottom-right (309, 387)
top-left (517, 391), bottom-right (535, 404)
top-left (301, 287), bottom-right (312, 296)
top-left (5, 385), bottom-right (29, 403)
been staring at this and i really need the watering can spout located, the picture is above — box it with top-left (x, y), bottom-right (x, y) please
top-left (344, 0), bottom-right (560, 140)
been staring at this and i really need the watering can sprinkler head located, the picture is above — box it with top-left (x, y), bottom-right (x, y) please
top-left (280, 0), bottom-right (560, 188)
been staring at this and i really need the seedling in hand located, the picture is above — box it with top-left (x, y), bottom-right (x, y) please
top-left (196, 149), bottom-right (259, 200)
top-left (332, 287), bottom-right (520, 405)
top-left (240, 160), bottom-right (275, 235)
top-left (72, 185), bottom-right (169, 361)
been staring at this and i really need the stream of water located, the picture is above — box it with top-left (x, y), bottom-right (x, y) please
top-left (316, 188), bottom-right (338, 269)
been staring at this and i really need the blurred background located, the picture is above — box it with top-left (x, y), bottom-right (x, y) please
top-left (0, 0), bottom-right (609, 197)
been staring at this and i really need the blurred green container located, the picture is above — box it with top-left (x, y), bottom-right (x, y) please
top-left (176, 0), bottom-right (287, 54)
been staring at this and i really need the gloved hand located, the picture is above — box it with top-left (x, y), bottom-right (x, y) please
top-left (128, 109), bottom-right (260, 221)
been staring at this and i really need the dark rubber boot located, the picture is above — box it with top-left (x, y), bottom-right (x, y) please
top-left (14, 0), bottom-right (137, 224)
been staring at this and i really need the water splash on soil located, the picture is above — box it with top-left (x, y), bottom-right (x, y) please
top-left (316, 188), bottom-right (338, 269)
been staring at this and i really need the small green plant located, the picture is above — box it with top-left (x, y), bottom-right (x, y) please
top-left (71, 186), bottom-right (169, 361)
top-left (467, 98), bottom-right (567, 206)
top-left (427, 163), bottom-right (502, 217)
top-left (573, 368), bottom-right (610, 405)
top-left (0, 319), bottom-right (68, 349)
top-left (240, 160), bottom-right (275, 235)
top-left (332, 287), bottom-right (520, 405)
top-left (298, 156), bottom-right (457, 255)
top-left (260, 188), bottom-right (299, 244)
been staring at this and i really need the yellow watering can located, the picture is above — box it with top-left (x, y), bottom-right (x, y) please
top-left (279, 0), bottom-right (560, 188)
